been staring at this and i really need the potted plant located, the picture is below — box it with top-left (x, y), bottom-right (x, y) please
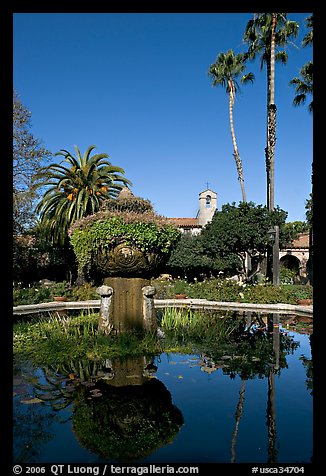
top-left (51, 281), bottom-right (70, 302)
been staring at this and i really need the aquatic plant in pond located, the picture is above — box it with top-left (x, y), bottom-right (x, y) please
top-left (13, 313), bottom-right (162, 367)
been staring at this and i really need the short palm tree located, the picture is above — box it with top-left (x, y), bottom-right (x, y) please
top-left (208, 49), bottom-right (254, 203)
top-left (35, 145), bottom-right (132, 245)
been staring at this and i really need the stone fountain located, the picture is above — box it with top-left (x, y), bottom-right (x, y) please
top-left (69, 188), bottom-right (180, 334)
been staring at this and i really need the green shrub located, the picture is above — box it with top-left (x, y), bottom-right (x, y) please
top-left (152, 277), bottom-right (313, 305)
top-left (71, 283), bottom-right (99, 301)
top-left (280, 267), bottom-right (297, 284)
top-left (242, 284), bottom-right (296, 304)
top-left (49, 281), bottom-right (72, 298)
top-left (184, 278), bottom-right (243, 302)
top-left (13, 286), bottom-right (52, 306)
top-left (285, 285), bottom-right (313, 301)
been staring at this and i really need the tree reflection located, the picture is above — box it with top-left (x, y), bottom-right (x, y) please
top-left (188, 312), bottom-right (299, 463)
top-left (13, 364), bottom-right (59, 463)
top-left (30, 356), bottom-right (184, 462)
top-left (266, 314), bottom-right (279, 463)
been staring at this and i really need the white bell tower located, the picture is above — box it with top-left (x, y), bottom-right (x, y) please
top-left (197, 188), bottom-right (217, 226)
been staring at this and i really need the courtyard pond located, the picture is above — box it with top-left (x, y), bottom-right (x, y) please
top-left (13, 312), bottom-right (313, 464)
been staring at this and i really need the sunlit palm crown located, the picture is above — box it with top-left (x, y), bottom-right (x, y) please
top-left (35, 145), bottom-right (132, 245)
top-left (243, 13), bottom-right (299, 68)
top-left (208, 49), bottom-right (254, 93)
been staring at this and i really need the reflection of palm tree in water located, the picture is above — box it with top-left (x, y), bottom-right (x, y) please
top-left (231, 379), bottom-right (246, 463)
top-left (267, 313), bottom-right (280, 463)
top-left (230, 313), bottom-right (281, 463)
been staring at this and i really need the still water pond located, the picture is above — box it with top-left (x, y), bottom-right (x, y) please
top-left (13, 315), bottom-right (312, 464)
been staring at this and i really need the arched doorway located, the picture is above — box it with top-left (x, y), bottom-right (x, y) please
top-left (279, 254), bottom-right (300, 284)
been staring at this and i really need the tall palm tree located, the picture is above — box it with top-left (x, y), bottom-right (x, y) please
top-left (290, 62), bottom-right (313, 113)
top-left (302, 14), bottom-right (313, 47)
top-left (290, 15), bottom-right (313, 113)
top-left (35, 145), bottom-right (132, 245)
top-left (208, 49), bottom-right (254, 203)
top-left (244, 13), bottom-right (299, 211)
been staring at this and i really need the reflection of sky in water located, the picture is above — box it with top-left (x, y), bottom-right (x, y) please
top-left (13, 327), bottom-right (312, 464)
top-left (145, 333), bottom-right (312, 464)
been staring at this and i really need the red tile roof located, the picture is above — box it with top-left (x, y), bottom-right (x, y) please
top-left (289, 232), bottom-right (310, 249)
top-left (167, 217), bottom-right (200, 228)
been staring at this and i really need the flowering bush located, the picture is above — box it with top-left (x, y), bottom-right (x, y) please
top-left (13, 286), bottom-right (52, 306)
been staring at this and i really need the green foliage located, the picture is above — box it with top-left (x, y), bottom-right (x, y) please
top-left (161, 308), bottom-right (240, 341)
top-left (283, 220), bottom-right (309, 239)
top-left (280, 266), bottom-right (297, 284)
top-left (152, 277), bottom-right (312, 305)
top-left (71, 283), bottom-right (99, 301)
top-left (166, 234), bottom-right (241, 279)
top-left (243, 14), bottom-right (299, 67)
top-left (241, 284), bottom-right (296, 304)
top-left (70, 212), bottom-right (181, 275)
top-left (284, 285), bottom-right (313, 301)
top-left (49, 281), bottom-right (72, 297)
top-left (13, 224), bottom-right (76, 284)
top-left (13, 90), bottom-right (52, 234)
top-left (13, 281), bottom-right (73, 305)
top-left (100, 195), bottom-right (154, 214)
top-left (13, 286), bottom-right (52, 306)
top-left (290, 61), bottom-right (313, 113)
top-left (201, 201), bottom-right (290, 274)
top-left (305, 193), bottom-right (313, 227)
top-left (13, 313), bottom-right (162, 367)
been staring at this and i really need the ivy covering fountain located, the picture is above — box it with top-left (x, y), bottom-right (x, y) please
top-left (69, 188), bottom-right (181, 334)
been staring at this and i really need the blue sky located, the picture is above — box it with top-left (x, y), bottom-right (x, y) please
top-left (13, 12), bottom-right (313, 222)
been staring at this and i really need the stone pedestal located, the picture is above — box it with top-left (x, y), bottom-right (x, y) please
top-left (104, 356), bottom-right (156, 387)
top-left (99, 277), bottom-right (157, 333)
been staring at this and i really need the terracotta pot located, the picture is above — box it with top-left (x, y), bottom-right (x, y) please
top-left (174, 294), bottom-right (187, 299)
top-left (53, 296), bottom-right (67, 302)
top-left (297, 299), bottom-right (313, 306)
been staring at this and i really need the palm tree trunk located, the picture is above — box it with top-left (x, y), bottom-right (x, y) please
top-left (265, 14), bottom-right (278, 283)
top-left (228, 81), bottom-right (246, 203)
top-left (266, 14), bottom-right (277, 212)
top-left (266, 313), bottom-right (279, 463)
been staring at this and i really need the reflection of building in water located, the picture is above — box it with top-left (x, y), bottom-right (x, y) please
top-left (199, 355), bottom-right (217, 374)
